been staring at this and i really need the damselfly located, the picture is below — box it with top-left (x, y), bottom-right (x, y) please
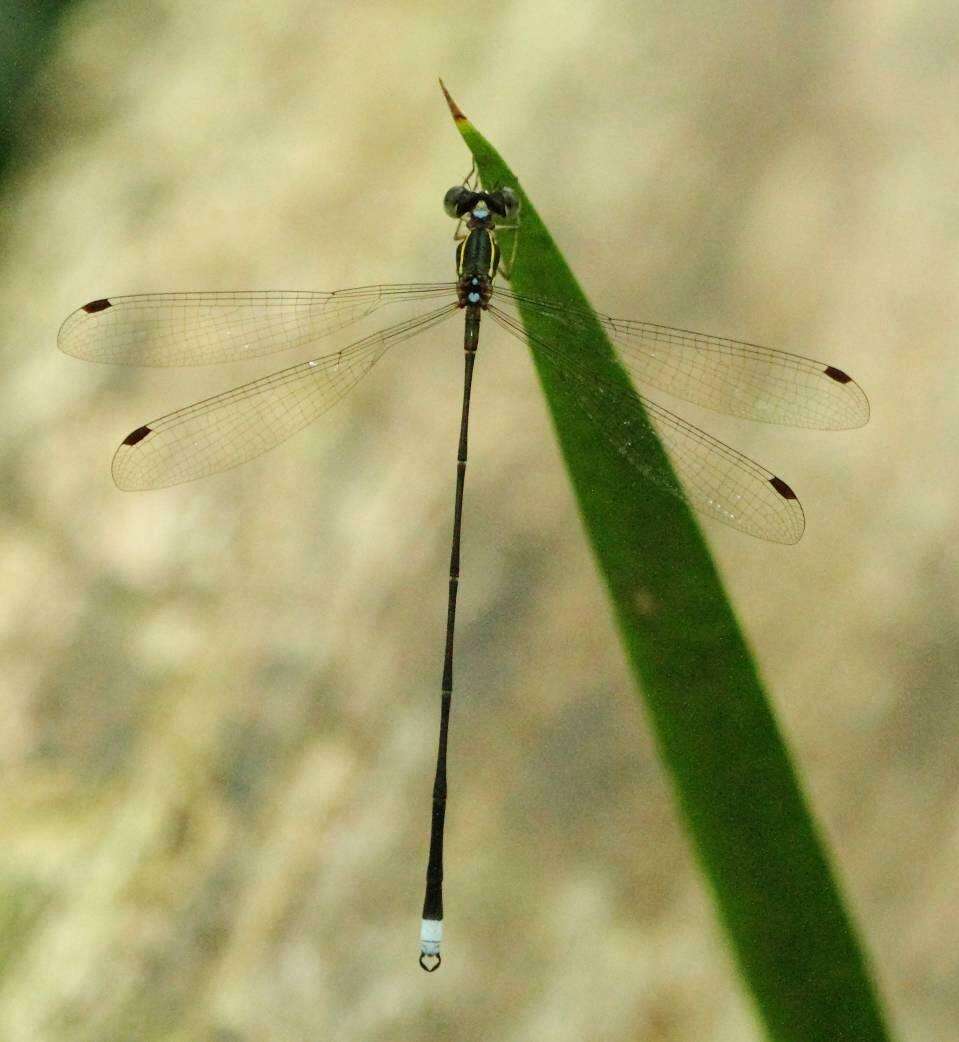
top-left (58, 179), bottom-right (869, 971)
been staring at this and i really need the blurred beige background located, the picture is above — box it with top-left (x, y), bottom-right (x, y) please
top-left (2, 1), bottom-right (957, 1039)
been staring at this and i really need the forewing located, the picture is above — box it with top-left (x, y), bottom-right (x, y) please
top-left (58, 285), bottom-right (454, 367)
top-left (495, 289), bottom-right (869, 430)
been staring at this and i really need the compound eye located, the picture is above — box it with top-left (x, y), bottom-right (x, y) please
top-left (443, 186), bottom-right (472, 218)
top-left (486, 187), bottom-right (520, 220)
top-left (498, 187), bottom-right (520, 219)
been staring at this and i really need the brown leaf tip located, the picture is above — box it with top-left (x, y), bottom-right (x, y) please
top-left (439, 78), bottom-right (467, 122)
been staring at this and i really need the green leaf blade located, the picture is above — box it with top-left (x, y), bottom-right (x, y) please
top-left (441, 82), bottom-right (892, 1042)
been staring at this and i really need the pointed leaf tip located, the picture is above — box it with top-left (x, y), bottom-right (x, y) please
top-left (439, 79), bottom-right (467, 123)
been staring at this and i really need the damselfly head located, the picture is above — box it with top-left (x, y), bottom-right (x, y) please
top-left (443, 185), bottom-right (520, 223)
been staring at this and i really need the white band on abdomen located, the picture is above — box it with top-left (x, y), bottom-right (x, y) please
top-left (420, 918), bottom-right (443, 955)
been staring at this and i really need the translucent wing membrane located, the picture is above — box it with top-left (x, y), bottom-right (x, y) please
top-left (495, 289), bottom-right (869, 431)
top-left (58, 285), bottom-right (455, 367)
top-left (59, 276), bottom-right (864, 540)
top-left (112, 303), bottom-right (458, 490)
top-left (489, 305), bottom-right (805, 543)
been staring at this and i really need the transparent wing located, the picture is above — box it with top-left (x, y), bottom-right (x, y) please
top-left (495, 289), bottom-right (869, 430)
top-left (58, 284), bottom-right (455, 367)
top-left (489, 305), bottom-right (805, 544)
top-left (112, 302), bottom-right (458, 490)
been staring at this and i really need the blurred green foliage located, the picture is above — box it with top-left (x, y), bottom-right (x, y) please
top-left (0, 1), bottom-right (76, 182)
